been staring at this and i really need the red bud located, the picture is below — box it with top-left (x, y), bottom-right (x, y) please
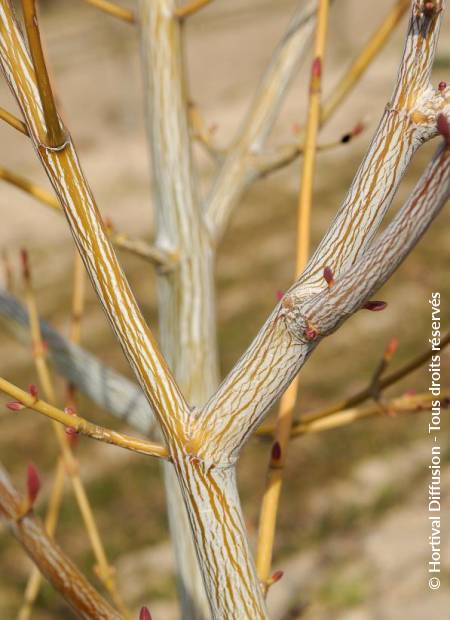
top-left (29, 384), bottom-right (38, 399)
top-left (352, 121), bottom-right (365, 137)
top-left (27, 463), bottom-right (41, 506)
top-left (363, 300), bottom-right (387, 312)
top-left (139, 607), bottom-right (152, 620)
top-left (304, 324), bottom-right (318, 340)
top-left (384, 336), bottom-right (399, 360)
top-left (438, 81), bottom-right (447, 92)
top-left (323, 266), bottom-right (334, 288)
top-left (271, 441), bottom-right (282, 462)
top-left (271, 570), bottom-right (284, 583)
top-left (437, 113), bottom-right (450, 143)
top-left (276, 290), bottom-right (284, 301)
top-left (311, 57), bottom-right (321, 79)
top-left (6, 401), bottom-right (25, 411)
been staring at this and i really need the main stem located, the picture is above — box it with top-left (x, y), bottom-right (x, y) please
top-left (139, 1), bottom-right (268, 617)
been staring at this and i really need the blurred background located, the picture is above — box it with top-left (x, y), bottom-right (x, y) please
top-left (0, 0), bottom-right (449, 618)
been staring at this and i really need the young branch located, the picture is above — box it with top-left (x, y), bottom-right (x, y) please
top-left (0, 376), bottom-right (168, 458)
top-left (174, 0), bottom-right (214, 20)
top-left (0, 166), bottom-right (175, 269)
top-left (257, 331), bottom-right (450, 437)
top-left (195, 131), bottom-right (449, 465)
top-left (291, 392), bottom-right (449, 437)
top-left (0, 463), bottom-right (124, 620)
top-left (256, 0), bottom-right (330, 586)
top-left (21, 0), bottom-right (66, 148)
top-left (84, 0), bottom-right (135, 23)
top-left (320, 0), bottom-right (410, 123)
top-left (0, 288), bottom-right (155, 434)
top-left (0, 106), bottom-right (28, 135)
top-left (204, 0), bottom-right (318, 241)
top-left (19, 250), bottom-right (131, 619)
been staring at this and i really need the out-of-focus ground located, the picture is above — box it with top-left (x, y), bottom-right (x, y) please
top-left (0, 1), bottom-right (449, 618)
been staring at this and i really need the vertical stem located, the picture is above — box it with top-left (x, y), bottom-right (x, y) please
top-left (256, 0), bottom-right (329, 586)
top-left (139, 1), bottom-right (219, 617)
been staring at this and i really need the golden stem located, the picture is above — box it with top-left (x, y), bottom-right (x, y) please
top-left (0, 106), bottom-right (28, 135)
top-left (84, 0), bottom-right (135, 23)
top-left (321, 0), bottom-right (409, 124)
top-left (175, 0), bottom-right (213, 20)
top-left (257, 332), bottom-right (450, 438)
top-left (255, 0), bottom-right (330, 587)
top-left (291, 392), bottom-right (449, 437)
top-left (21, 0), bottom-right (66, 147)
top-left (0, 166), bottom-right (172, 268)
top-left (1, 377), bottom-right (168, 456)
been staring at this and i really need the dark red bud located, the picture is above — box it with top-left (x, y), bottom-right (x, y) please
top-left (29, 384), bottom-right (38, 399)
top-left (437, 113), bottom-right (450, 143)
top-left (363, 300), bottom-right (387, 312)
top-left (271, 441), bottom-right (282, 461)
top-left (323, 266), bottom-right (334, 287)
top-left (20, 248), bottom-right (30, 282)
top-left (6, 401), bottom-right (25, 411)
top-left (271, 570), bottom-right (284, 583)
top-left (27, 463), bottom-right (41, 506)
top-left (438, 81), bottom-right (447, 92)
top-left (139, 607), bottom-right (152, 620)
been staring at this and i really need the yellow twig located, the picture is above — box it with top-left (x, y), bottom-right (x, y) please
top-left (1, 377), bottom-right (168, 457)
top-left (257, 332), bottom-right (450, 438)
top-left (256, 0), bottom-right (330, 589)
top-left (18, 252), bottom-right (133, 617)
top-left (0, 106), bottom-right (28, 135)
top-left (291, 392), bottom-right (449, 437)
top-left (175, 0), bottom-right (213, 20)
top-left (321, 0), bottom-right (409, 124)
top-left (84, 0), bottom-right (135, 24)
top-left (0, 166), bottom-right (173, 269)
top-left (21, 0), bottom-right (66, 147)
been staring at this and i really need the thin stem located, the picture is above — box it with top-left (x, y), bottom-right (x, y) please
top-left (321, 0), bottom-right (409, 124)
top-left (17, 459), bottom-right (66, 620)
top-left (0, 377), bottom-right (168, 458)
top-left (0, 462), bottom-right (124, 620)
top-left (21, 0), bottom-right (66, 147)
top-left (0, 166), bottom-right (174, 268)
top-left (20, 252), bottom-right (132, 617)
top-left (291, 392), bottom-right (449, 437)
top-left (175, 0), bottom-right (213, 19)
top-left (302, 331), bottom-right (450, 425)
top-left (84, 0), bottom-right (135, 23)
top-left (256, 0), bottom-right (329, 587)
top-left (0, 106), bottom-right (28, 135)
